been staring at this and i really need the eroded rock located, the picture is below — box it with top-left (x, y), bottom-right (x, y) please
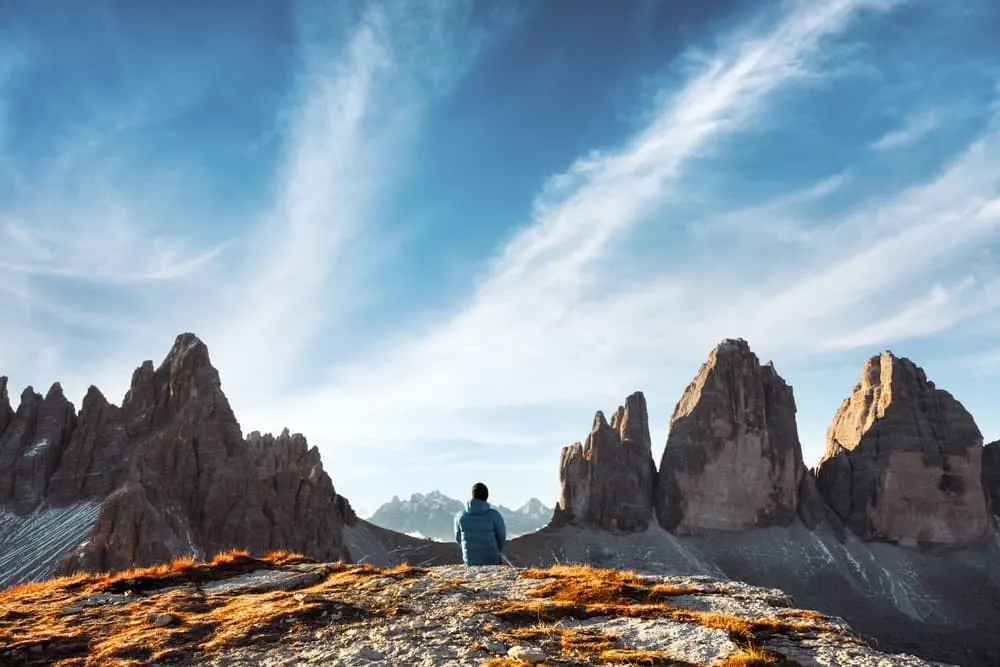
top-left (0, 384), bottom-right (77, 513)
top-left (982, 440), bottom-right (999, 520)
top-left (0, 333), bottom-right (356, 583)
top-left (554, 392), bottom-right (657, 532)
top-left (815, 352), bottom-right (990, 545)
top-left (656, 339), bottom-right (803, 534)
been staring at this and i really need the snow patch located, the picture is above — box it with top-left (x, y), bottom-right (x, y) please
top-left (23, 438), bottom-right (49, 458)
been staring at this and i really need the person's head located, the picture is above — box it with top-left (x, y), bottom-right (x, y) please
top-left (472, 482), bottom-right (489, 502)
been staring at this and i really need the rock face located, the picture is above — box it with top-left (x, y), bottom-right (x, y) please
top-left (0, 333), bottom-right (356, 583)
top-left (815, 352), bottom-right (990, 546)
top-left (981, 440), bottom-right (999, 519)
top-left (656, 339), bottom-right (803, 534)
top-left (554, 392), bottom-right (657, 531)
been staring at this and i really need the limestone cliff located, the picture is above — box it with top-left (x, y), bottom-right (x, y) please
top-left (656, 339), bottom-right (803, 534)
top-left (815, 352), bottom-right (989, 545)
top-left (554, 391), bottom-right (657, 531)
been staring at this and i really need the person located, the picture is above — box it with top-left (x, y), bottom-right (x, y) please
top-left (454, 482), bottom-right (507, 566)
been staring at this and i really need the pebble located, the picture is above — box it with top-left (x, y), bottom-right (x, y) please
top-left (507, 645), bottom-right (547, 663)
top-left (153, 613), bottom-right (178, 627)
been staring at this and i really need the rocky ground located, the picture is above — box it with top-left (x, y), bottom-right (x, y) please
top-left (0, 553), bottom-right (949, 666)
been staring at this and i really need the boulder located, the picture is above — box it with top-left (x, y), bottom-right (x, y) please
top-left (815, 352), bottom-right (989, 546)
top-left (656, 339), bottom-right (802, 534)
top-left (554, 391), bottom-right (657, 532)
top-left (983, 440), bottom-right (999, 520)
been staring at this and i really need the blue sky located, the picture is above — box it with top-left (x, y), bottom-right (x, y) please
top-left (2, 0), bottom-right (1000, 517)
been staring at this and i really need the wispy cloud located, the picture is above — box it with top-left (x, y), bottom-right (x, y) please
top-left (869, 109), bottom-right (941, 150)
top-left (250, 0), bottom-right (915, 449)
top-left (195, 1), bottom-right (510, 398)
top-left (4, 0), bottom-right (1000, 512)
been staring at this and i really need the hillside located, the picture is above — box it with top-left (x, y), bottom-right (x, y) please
top-left (0, 552), bottom-right (942, 666)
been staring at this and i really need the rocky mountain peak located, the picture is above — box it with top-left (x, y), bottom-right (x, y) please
top-left (656, 338), bottom-right (802, 534)
top-left (0, 332), bottom-right (355, 584)
top-left (555, 392), bottom-right (657, 532)
top-left (0, 375), bottom-right (13, 436)
top-left (610, 390), bottom-right (651, 449)
top-left (0, 381), bottom-right (77, 513)
top-left (816, 352), bottom-right (989, 545)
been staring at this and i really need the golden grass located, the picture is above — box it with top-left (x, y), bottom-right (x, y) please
top-left (496, 563), bottom-right (839, 662)
top-left (0, 551), bottom-right (418, 666)
top-left (599, 648), bottom-right (678, 665)
top-left (522, 564), bottom-right (719, 607)
top-left (718, 646), bottom-right (798, 666)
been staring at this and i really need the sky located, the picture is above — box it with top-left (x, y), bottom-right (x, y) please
top-left (2, 0), bottom-right (1000, 517)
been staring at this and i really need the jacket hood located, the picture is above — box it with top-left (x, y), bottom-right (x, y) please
top-left (466, 499), bottom-right (492, 514)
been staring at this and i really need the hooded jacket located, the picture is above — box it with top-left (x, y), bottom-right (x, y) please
top-left (454, 499), bottom-right (507, 565)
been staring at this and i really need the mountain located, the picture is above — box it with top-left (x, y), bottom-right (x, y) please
top-left (368, 491), bottom-right (552, 541)
top-left (4, 333), bottom-right (1000, 664)
top-left (540, 339), bottom-right (1000, 666)
top-left (0, 334), bottom-right (357, 586)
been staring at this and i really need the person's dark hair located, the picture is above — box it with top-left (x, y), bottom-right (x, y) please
top-left (472, 482), bottom-right (489, 501)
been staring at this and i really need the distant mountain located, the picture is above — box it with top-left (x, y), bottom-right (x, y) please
top-left (368, 491), bottom-right (552, 541)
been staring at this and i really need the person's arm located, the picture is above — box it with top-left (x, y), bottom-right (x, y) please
top-left (493, 511), bottom-right (507, 551)
top-left (454, 515), bottom-right (462, 545)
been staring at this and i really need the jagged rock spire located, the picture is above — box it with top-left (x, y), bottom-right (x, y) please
top-left (555, 391), bottom-right (656, 532)
top-left (816, 352), bottom-right (989, 546)
top-left (656, 339), bottom-right (803, 534)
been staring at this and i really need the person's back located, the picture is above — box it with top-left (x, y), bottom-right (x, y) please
top-left (454, 482), bottom-right (506, 566)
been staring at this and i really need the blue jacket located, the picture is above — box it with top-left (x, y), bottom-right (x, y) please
top-left (454, 499), bottom-right (507, 566)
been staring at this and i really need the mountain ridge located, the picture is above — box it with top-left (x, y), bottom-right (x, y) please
top-left (2, 332), bottom-right (1000, 664)
top-left (367, 490), bottom-right (553, 541)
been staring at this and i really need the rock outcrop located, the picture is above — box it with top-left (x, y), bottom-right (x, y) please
top-left (554, 391), bottom-right (657, 531)
top-left (0, 333), bottom-right (356, 584)
top-left (815, 352), bottom-right (990, 546)
top-left (2, 558), bottom-right (945, 667)
top-left (983, 440), bottom-right (999, 519)
top-left (656, 339), bottom-right (803, 534)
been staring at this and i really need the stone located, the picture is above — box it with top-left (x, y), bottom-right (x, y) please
top-left (815, 351), bottom-right (990, 545)
top-left (507, 645), bottom-right (547, 663)
top-left (553, 391), bottom-right (657, 532)
top-left (656, 339), bottom-right (803, 533)
top-left (153, 613), bottom-right (178, 627)
top-left (982, 440), bottom-right (999, 519)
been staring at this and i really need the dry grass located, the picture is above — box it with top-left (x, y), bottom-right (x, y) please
top-left (496, 564), bottom-right (840, 664)
top-left (599, 648), bottom-right (680, 665)
top-left (522, 564), bottom-right (719, 607)
top-left (718, 646), bottom-right (799, 666)
top-left (0, 551), bottom-right (419, 666)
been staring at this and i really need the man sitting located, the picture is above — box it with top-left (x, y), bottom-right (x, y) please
top-left (454, 482), bottom-right (507, 566)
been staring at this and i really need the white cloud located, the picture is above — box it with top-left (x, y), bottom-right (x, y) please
top-left (245, 0), bottom-right (920, 451)
top-left (869, 109), bottom-right (941, 150)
